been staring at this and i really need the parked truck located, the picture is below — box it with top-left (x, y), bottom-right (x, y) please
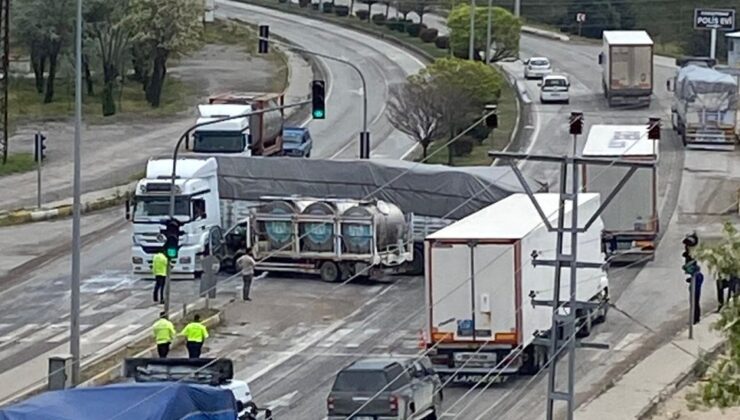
top-left (0, 382), bottom-right (240, 420)
top-left (668, 57), bottom-right (738, 149)
top-left (581, 124), bottom-right (659, 262)
top-left (128, 156), bottom-right (539, 280)
top-left (424, 193), bottom-right (609, 383)
top-left (191, 93), bottom-right (285, 156)
top-left (599, 30), bottom-right (654, 107)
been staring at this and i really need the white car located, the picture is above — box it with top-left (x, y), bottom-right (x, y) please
top-left (539, 75), bottom-right (570, 104)
top-left (524, 57), bottom-right (552, 79)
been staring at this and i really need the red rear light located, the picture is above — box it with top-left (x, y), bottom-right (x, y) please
top-left (327, 396), bottom-right (335, 411)
top-left (389, 395), bottom-right (398, 413)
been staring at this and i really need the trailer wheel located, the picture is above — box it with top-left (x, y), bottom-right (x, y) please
top-left (406, 244), bottom-right (425, 276)
top-left (320, 261), bottom-right (341, 283)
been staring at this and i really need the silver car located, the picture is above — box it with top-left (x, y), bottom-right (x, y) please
top-left (524, 57), bottom-right (552, 79)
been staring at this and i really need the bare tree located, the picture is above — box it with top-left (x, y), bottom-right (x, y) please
top-left (387, 79), bottom-right (445, 159)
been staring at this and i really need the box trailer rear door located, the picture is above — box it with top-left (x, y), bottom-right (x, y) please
top-left (429, 241), bottom-right (517, 344)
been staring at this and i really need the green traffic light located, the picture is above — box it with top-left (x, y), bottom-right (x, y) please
top-left (166, 248), bottom-right (178, 259)
top-left (312, 109), bottom-right (325, 119)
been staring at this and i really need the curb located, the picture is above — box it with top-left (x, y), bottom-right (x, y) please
top-left (81, 306), bottom-right (226, 387)
top-left (636, 338), bottom-right (727, 420)
top-left (0, 183), bottom-right (135, 228)
top-left (521, 25), bottom-right (571, 42)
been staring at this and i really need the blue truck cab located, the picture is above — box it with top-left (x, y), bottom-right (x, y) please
top-left (282, 127), bottom-right (312, 157)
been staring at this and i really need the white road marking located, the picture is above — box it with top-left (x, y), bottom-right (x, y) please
top-left (316, 328), bottom-right (354, 348)
top-left (612, 332), bottom-right (644, 352)
top-left (0, 324), bottom-right (38, 343)
top-left (344, 328), bottom-right (380, 349)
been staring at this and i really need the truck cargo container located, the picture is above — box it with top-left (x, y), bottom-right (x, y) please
top-left (425, 193), bottom-right (609, 383)
top-left (581, 124), bottom-right (659, 261)
top-left (191, 93), bottom-right (284, 156)
top-left (599, 31), bottom-right (654, 107)
top-left (669, 59), bottom-right (739, 150)
top-left (128, 156), bottom-right (540, 279)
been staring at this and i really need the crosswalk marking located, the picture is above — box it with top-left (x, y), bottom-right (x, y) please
top-left (316, 328), bottom-right (354, 348)
top-left (97, 324), bottom-right (141, 344)
top-left (48, 324), bottom-right (92, 343)
top-left (612, 332), bottom-right (644, 352)
top-left (374, 329), bottom-right (414, 351)
top-left (0, 324), bottom-right (38, 343)
top-left (345, 328), bottom-right (380, 349)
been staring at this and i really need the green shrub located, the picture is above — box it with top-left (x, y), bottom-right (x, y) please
top-left (278, 0), bottom-right (288, 3)
top-left (334, 5), bottom-right (349, 16)
top-left (310, 2), bottom-right (320, 10)
top-left (322, 2), bottom-right (334, 13)
top-left (298, 0), bottom-right (310, 7)
top-left (405, 23), bottom-right (424, 37)
top-left (420, 28), bottom-right (438, 43)
top-left (452, 136), bottom-right (475, 157)
top-left (355, 10), bottom-right (369, 20)
top-left (371, 13), bottom-right (385, 25)
top-left (470, 124), bottom-right (491, 144)
top-left (435, 35), bottom-right (449, 49)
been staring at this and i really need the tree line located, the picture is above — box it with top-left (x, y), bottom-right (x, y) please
top-left (12, 0), bottom-right (204, 116)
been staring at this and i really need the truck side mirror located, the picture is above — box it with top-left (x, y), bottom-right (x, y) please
top-left (666, 79), bottom-right (674, 92)
top-left (598, 53), bottom-right (604, 65)
top-left (125, 199), bottom-right (131, 220)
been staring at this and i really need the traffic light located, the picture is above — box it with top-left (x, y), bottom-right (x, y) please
top-left (34, 132), bottom-right (46, 162)
top-left (569, 112), bottom-right (583, 135)
top-left (311, 80), bottom-right (326, 119)
top-left (160, 218), bottom-right (183, 260)
top-left (648, 117), bottom-right (661, 140)
top-left (681, 232), bottom-right (698, 275)
top-left (258, 25), bottom-right (269, 54)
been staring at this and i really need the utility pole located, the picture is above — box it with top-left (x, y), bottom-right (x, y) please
top-left (0, 0), bottom-right (9, 164)
top-left (489, 115), bottom-right (660, 420)
top-left (514, 0), bottom-right (521, 17)
top-left (468, 0), bottom-right (475, 60)
top-left (70, 0), bottom-right (83, 387)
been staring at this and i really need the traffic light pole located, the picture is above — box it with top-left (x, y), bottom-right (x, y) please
top-left (257, 36), bottom-right (370, 158)
top-left (162, 100), bottom-right (310, 315)
top-left (36, 133), bottom-right (42, 209)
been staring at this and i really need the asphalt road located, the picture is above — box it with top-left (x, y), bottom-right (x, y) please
top-left (0, 5), bottom-right (697, 420)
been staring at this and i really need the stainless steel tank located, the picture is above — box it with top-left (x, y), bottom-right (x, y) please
top-left (299, 201), bottom-right (336, 252)
top-left (341, 200), bottom-right (406, 254)
top-left (257, 200), bottom-right (308, 251)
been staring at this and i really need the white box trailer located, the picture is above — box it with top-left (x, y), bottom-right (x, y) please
top-left (581, 125), bottom-right (658, 261)
top-left (424, 193), bottom-right (609, 383)
top-left (599, 30), bottom-right (654, 107)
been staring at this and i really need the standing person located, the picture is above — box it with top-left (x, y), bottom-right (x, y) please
top-left (685, 261), bottom-right (704, 324)
top-left (180, 314), bottom-right (209, 358)
top-left (716, 277), bottom-right (729, 312)
top-left (152, 250), bottom-right (168, 304)
top-left (237, 251), bottom-right (256, 302)
top-left (152, 311), bottom-right (176, 358)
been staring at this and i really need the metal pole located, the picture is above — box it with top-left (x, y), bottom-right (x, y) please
top-left (468, 0), bottom-right (476, 60)
top-left (710, 28), bottom-right (717, 59)
top-left (514, 0), bottom-right (520, 17)
top-left (485, 0), bottom-right (492, 64)
top-left (36, 133), bottom-right (42, 208)
top-left (70, 0), bottom-right (83, 387)
top-left (566, 156), bottom-right (580, 420)
top-left (689, 274), bottom-right (695, 339)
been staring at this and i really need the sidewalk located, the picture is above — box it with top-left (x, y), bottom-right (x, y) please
top-left (575, 313), bottom-right (724, 420)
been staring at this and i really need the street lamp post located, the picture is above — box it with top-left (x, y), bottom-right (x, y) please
top-left (485, 0), bottom-right (492, 64)
top-left (70, 0), bottom-right (83, 387)
top-left (468, 0), bottom-right (476, 60)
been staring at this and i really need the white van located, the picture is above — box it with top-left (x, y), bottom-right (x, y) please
top-left (539, 75), bottom-right (570, 104)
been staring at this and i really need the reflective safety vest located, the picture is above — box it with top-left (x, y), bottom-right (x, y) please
top-left (181, 322), bottom-right (209, 343)
top-left (152, 253), bottom-right (168, 277)
top-left (152, 318), bottom-right (176, 344)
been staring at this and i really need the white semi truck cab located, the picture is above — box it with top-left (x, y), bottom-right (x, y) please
top-left (129, 158), bottom-right (223, 279)
top-left (193, 104), bottom-right (253, 155)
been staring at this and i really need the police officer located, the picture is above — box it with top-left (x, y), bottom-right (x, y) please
top-left (152, 250), bottom-right (168, 304)
top-left (180, 314), bottom-right (209, 359)
top-left (152, 311), bottom-right (176, 358)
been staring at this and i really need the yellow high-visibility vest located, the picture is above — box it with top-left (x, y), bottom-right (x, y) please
top-left (152, 253), bottom-right (168, 277)
top-left (181, 322), bottom-right (209, 343)
top-left (152, 318), bottom-right (176, 344)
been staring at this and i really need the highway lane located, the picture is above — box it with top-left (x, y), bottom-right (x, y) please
top-left (217, 0), bottom-right (424, 160)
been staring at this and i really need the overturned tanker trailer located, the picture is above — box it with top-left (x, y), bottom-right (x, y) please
top-left (129, 156), bottom-right (544, 281)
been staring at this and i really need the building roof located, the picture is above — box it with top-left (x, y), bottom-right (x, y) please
top-left (427, 193), bottom-right (600, 240)
top-left (603, 30), bottom-right (654, 46)
top-left (582, 125), bottom-right (657, 157)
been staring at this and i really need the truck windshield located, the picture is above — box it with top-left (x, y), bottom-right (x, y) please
top-left (134, 196), bottom-right (190, 220)
top-left (193, 132), bottom-right (245, 153)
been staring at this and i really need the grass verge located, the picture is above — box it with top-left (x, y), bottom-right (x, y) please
top-left (425, 76), bottom-right (516, 166)
top-left (0, 153), bottom-right (35, 177)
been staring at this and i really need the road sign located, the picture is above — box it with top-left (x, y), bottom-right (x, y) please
top-left (694, 8), bottom-right (735, 31)
top-left (576, 13), bottom-right (586, 23)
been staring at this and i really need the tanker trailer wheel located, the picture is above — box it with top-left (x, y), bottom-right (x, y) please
top-left (320, 261), bottom-right (341, 283)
